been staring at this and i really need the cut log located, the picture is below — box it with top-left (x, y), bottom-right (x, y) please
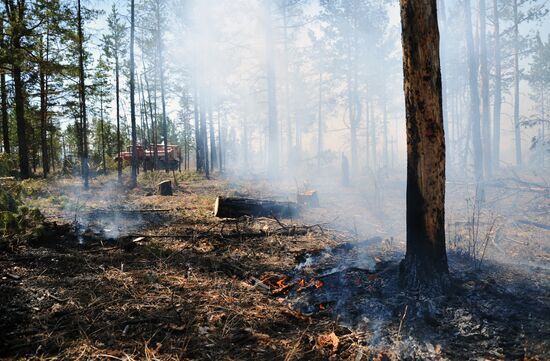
top-left (297, 190), bottom-right (319, 208)
top-left (157, 180), bottom-right (173, 196)
top-left (214, 196), bottom-right (298, 219)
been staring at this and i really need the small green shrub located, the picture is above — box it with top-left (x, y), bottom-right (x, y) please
top-left (0, 185), bottom-right (45, 250)
top-left (0, 153), bottom-right (17, 177)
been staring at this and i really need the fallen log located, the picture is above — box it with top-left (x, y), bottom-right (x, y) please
top-left (214, 196), bottom-right (298, 219)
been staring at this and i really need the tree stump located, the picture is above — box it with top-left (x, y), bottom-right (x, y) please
top-left (158, 180), bottom-right (173, 196)
top-left (214, 196), bottom-right (298, 219)
top-left (297, 190), bottom-right (319, 208)
top-left (342, 154), bottom-right (350, 187)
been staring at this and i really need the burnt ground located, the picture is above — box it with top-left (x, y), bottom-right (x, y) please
top-left (0, 172), bottom-right (549, 360)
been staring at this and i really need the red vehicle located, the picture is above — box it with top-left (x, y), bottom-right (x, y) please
top-left (116, 144), bottom-right (182, 171)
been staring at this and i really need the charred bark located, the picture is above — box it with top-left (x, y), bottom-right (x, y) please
top-left (129, 0), bottom-right (138, 187)
top-left (1, 15), bottom-right (10, 154)
top-left (209, 101), bottom-right (217, 171)
top-left (115, 42), bottom-right (122, 181)
top-left (512, 0), bottom-right (522, 165)
top-left (214, 196), bottom-right (298, 219)
top-left (39, 65), bottom-right (49, 177)
top-left (1, 71), bottom-right (9, 154)
top-left (193, 87), bottom-right (202, 172)
top-left (464, 0), bottom-right (484, 195)
top-left (492, 0), bottom-right (501, 172)
top-left (77, 0), bottom-right (89, 188)
top-left (265, 2), bottom-right (279, 177)
top-left (199, 89), bottom-right (209, 178)
top-left (479, 0), bottom-right (492, 178)
top-left (13, 66), bottom-right (29, 179)
top-left (399, 0), bottom-right (449, 293)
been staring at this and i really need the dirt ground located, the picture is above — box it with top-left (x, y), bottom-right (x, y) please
top-left (0, 171), bottom-right (549, 360)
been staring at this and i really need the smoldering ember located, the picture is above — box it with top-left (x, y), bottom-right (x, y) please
top-left (0, 0), bottom-right (549, 360)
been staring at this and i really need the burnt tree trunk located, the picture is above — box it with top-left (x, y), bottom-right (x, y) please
top-left (1, 71), bottom-right (9, 154)
top-left (39, 65), bottom-right (49, 177)
top-left (193, 87), bottom-right (202, 172)
top-left (13, 66), bottom-right (29, 179)
top-left (512, 0), bottom-right (522, 165)
top-left (209, 100), bottom-right (217, 171)
top-left (265, 1), bottom-right (279, 177)
top-left (492, 0), bottom-right (501, 172)
top-left (465, 0), bottom-right (484, 197)
top-left (6, 1), bottom-right (30, 178)
top-left (115, 43), bottom-right (122, 182)
top-left (399, 0), bottom-right (449, 292)
top-left (217, 107), bottom-right (223, 172)
top-left (155, 0), bottom-right (168, 174)
top-left (479, 0), bottom-right (492, 178)
top-left (214, 196), bottom-right (298, 219)
top-left (77, 0), bottom-right (89, 188)
top-left (1, 14), bottom-right (10, 154)
top-left (317, 71), bottom-right (323, 171)
top-left (129, 0), bottom-right (138, 188)
top-left (199, 89), bottom-right (209, 178)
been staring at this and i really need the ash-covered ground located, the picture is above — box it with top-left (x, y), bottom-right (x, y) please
top-left (0, 172), bottom-right (548, 360)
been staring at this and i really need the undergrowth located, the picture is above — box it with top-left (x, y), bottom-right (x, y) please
top-left (0, 181), bottom-right (45, 250)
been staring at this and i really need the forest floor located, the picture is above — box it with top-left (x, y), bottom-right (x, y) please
top-left (0, 171), bottom-right (549, 360)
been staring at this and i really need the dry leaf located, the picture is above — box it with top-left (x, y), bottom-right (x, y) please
top-left (316, 332), bottom-right (339, 353)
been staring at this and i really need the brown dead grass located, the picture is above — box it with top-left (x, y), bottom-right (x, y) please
top-left (0, 172), bottom-right (375, 360)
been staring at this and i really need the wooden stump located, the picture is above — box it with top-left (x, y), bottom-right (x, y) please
top-left (214, 196), bottom-right (298, 219)
top-left (342, 154), bottom-right (350, 187)
top-left (158, 180), bottom-right (173, 196)
top-left (297, 190), bottom-right (319, 208)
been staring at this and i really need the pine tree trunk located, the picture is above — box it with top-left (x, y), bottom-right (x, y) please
top-left (1, 15), bottom-right (10, 154)
top-left (138, 74), bottom-right (150, 169)
top-left (492, 0), bottom-right (501, 172)
top-left (200, 90), bottom-right (209, 178)
top-left (193, 88), bottom-right (202, 172)
top-left (143, 65), bottom-right (157, 170)
top-left (283, 1), bottom-right (292, 166)
top-left (13, 66), bottom-right (29, 179)
top-left (512, 0), bottom-right (522, 166)
top-left (464, 0), bottom-right (484, 194)
top-left (129, 0), bottom-right (138, 187)
top-left (438, 0), bottom-right (449, 166)
top-left (40, 66), bottom-right (49, 177)
top-left (365, 99), bottom-right (370, 170)
top-left (370, 101), bottom-right (376, 173)
top-left (100, 94), bottom-right (106, 174)
top-left (317, 71), bottom-right (323, 171)
top-left (347, 52), bottom-right (357, 175)
top-left (265, 2), bottom-right (279, 176)
top-left (77, 0), bottom-right (89, 188)
top-left (7, 1), bottom-right (30, 178)
top-left (383, 98), bottom-right (388, 170)
top-left (209, 101), bottom-right (217, 171)
top-left (115, 53), bottom-right (122, 182)
top-left (156, 1), bottom-right (168, 174)
top-left (1, 72), bottom-right (9, 154)
top-left (399, 0), bottom-right (449, 292)
top-left (217, 108), bottom-right (222, 172)
top-left (479, 0), bottom-right (492, 178)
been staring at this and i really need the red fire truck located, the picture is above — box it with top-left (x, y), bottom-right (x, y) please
top-left (116, 144), bottom-right (182, 171)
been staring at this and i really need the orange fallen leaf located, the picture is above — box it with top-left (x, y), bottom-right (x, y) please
top-left (316, 331), bottom-right (339, 353)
